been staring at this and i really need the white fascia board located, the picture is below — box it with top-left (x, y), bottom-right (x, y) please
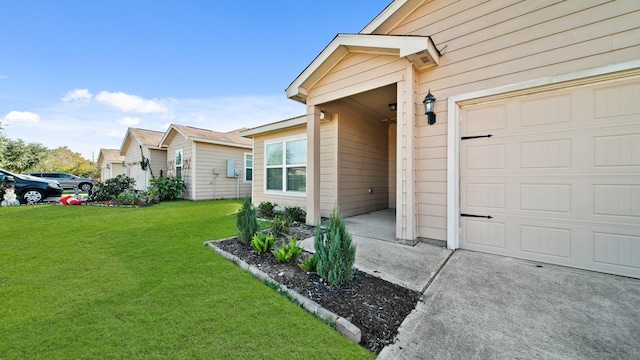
top-left (192, 138), bottom-right (252, 149)
top-left (240, 115), bottom-right (307, 137)
top-left (286, 34), bottom-right (436, 103)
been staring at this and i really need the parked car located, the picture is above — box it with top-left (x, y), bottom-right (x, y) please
top-left (24, 172), bottom-right (95, 191)
top-left (0, 168), bottom-right (64, 203)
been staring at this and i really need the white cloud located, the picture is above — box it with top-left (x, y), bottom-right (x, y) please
top-left (96, 91), bottom-right (168, 113)
top-left (3, 110), bottom-right (40, 124)
top-left (0, 75), bottom-right (7, 80)
top-left (118, 116), bottom-right (140, 126)
top-left (62, 88), bottom-right (92, 103)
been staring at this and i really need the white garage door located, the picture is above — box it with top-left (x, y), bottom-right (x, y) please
top-left (460, 76), bottom-right (640, 278)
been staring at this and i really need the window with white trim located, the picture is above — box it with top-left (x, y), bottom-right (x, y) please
top-left (244, 153), bottom-right (253, 182)
top-left (265, 138), bottom-right (306, 192)
top-left (175, 149), bottom-right (183, 179)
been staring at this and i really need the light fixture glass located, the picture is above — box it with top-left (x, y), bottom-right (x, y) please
top-left (423, 90), bottom-right (436, 125)
top-left (388, 103), bottom-right (397, 111)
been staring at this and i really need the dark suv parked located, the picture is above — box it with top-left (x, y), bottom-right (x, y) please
top-left (24, 172), bottom-right (95, 191)
top-left (0, 168), bottom-right (64, 203)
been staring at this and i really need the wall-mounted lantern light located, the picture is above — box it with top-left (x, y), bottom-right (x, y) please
top-left (423, 90), bottom-right (436, 125)
top-left (388, 103), bottom-right (397, 111)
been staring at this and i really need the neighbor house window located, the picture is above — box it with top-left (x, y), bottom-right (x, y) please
top-left (175, 149), bottom-right (183, 179)
top-left (265, 138), bottom-right (306, 192)
top-left (244, 153), bottom-right (253, 182)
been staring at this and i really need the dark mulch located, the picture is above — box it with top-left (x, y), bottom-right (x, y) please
top-left (214, 225), bottom-right (421, 354)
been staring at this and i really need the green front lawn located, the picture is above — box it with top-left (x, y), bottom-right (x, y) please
top-left (0, 200), bottom-right (374, 359)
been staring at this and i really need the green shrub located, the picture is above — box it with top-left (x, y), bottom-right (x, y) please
top-left (117, 189), bottom-right (138, 205)
top-left (148, 176), bottom-right (185, 201)
top-left (284, 206), bottom-right (306, 223)
top-left (298, 253), bottom-right (318, 272)
top-left (314, 204), bottom-right (356, 287)
top-left (251, 232), bottom-right (275, 253)
top-left (271, 213), bottom-right (290, 237)
top-left (272, 235), bottom-right (302, 262)
top-left (89, 174), bottom-right (135, 201)
top-left (236, 197), bottom-right (259, 244)
top-left (257, 201), bottom-right (277, 218)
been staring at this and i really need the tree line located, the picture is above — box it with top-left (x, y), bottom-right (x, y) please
top-left (0, 121), bottom-right (99, 178)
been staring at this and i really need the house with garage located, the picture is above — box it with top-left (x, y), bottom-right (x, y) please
top-left (97, 148), bottom-right (126, 181)
top-left (159, 124), bottom-right (253, 200)
top-left (242, 0), bottom-right (640, 279)
top-left (119, 128), bottom-right (167, 191)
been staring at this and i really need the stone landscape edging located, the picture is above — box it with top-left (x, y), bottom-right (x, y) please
top-left (203, 240), bottom-right (362, 344)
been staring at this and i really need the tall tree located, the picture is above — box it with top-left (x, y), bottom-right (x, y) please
top-left (0, 121), bottom-right (6, 166)
top-left (33, 146), bottom-right (99, 178)
top-left (2, 139), bottom-right (48, 173)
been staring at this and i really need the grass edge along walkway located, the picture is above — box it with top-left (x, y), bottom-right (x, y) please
top-left (0, 200), bottom-right (374, 359)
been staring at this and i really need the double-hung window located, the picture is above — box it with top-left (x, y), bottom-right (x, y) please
top-left (175, 149), bottom-right (183, 179)
top-left (265, 138), bottom-right (306, 193)
top-left (244, 153), bottom-right (253, 182)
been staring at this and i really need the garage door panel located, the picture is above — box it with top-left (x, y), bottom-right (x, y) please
top-left (593, 232), bottom-right (640, 270)
top-left (460, 76), bottom-right (640, 278)
top-left (520, 224), bottom-right (572, 258)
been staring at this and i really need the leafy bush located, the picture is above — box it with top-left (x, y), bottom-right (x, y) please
top-left (117, 189), bottom-right (138, 205)
top-left (272, 235), bottom-right (302, 262)
top-left (314, 204), bottom-right (356, 287)
top-left (251, 232), bottom-right (275, 253)
top-left (89, 174), bottom-right (135, 201)
top-left (257, 201), bottom-right (277, 218)
top-left (284, 206), bottom-right (306, 223)
top-left (271, 213), bottom-right (290, 237)
top-left (236, 197), bottom-right (259, 244)
top-left (148, 176), bottom-right (185, 201)
top-left (298, 253), bottom-right (318, 272)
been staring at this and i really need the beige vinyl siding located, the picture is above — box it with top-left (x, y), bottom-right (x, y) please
top-left (123, 140), bottom-right (147, 191)
top-left (309, 53), bottom-right (406, 105)
top-left (148, 148), bottom-right (167, 182)
top-left (252, 121), bottom-right (336, 216)
top-left (338, 105), bottom-right (389, 217)
top-left (101, 162), bottom-right (125, 181)
top-left (383, 0), bottom-right (640, 241)
top-left (165, 133), bottom-right (192, 198)
top-left (193, 142), bottom-right (251, 200)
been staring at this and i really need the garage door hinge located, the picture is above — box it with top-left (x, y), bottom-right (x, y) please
top-left (461, 134), bottom-right (492, 140)
top-left (461, 213), bottom-right (493, 219)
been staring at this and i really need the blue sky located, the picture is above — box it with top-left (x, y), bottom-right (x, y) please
top-left (0, 1), bottom-right (391, 160)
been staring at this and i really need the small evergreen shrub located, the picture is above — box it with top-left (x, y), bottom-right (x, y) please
top-left (89, 174), bottom-right (135, 201)
top-left (272, 235), bottom-right (302, 262)
top-left (116, 189), bottom-right (138, 205)
top-left (298, 253), bottom-right (318, 272)
top-left (271, 213), bottom-right (290, 237)
top-left (314, 204), bottom-right (356, 287)
top-left (148, 176), bottom-right (185, 201)
top-left (236, 197), bottom-right (259, 244)
top-left (251, 232), bottom-right (275, 253)
top-left (257, 201), bottom-right (277, 218)
top-left (284, 206), bottom-right (306, 223)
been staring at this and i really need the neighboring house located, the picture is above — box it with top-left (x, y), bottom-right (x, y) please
top-left (243, 0), bottom-right (640, 279)
top-left (119, 128), bottom-right (167, 191)
top-left (97, 148), bottom-right (125, 181)
top-left (159, 124), bottom-right (253, 200)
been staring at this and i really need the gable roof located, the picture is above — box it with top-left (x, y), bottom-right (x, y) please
top-left (159, 124), bottom-right (252, 149)
top-left (97, 148), bottom-right (124, 165)
top-left (119, 127), bottom-right (165, 156)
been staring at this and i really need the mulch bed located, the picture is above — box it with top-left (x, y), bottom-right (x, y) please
top-left (213, 225), bottom-right (421, 354)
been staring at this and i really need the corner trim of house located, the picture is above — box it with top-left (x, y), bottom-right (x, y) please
top-left (446, 59), bottom-right (640, 250)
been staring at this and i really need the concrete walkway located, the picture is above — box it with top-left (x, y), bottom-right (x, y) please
top-left (378, 250), bottom-right (640, 359)
top-left (301, 210), bottom-right (640, 359)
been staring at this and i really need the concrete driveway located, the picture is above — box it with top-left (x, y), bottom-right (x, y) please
top-left (378, 250), bottom-right (640, 360)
